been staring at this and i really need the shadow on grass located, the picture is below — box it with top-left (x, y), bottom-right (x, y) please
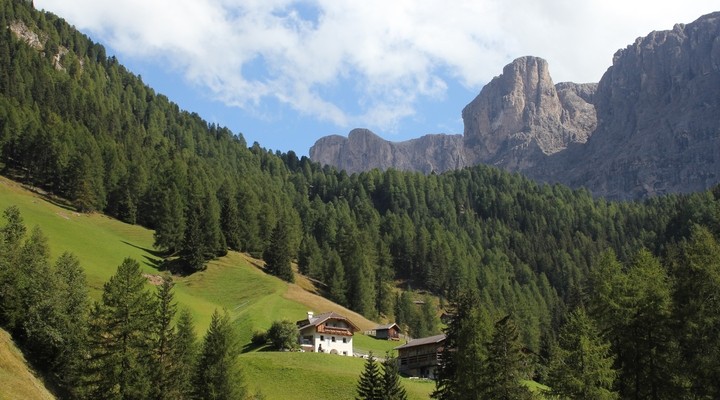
top-left (243, 342), bottom-right (272, 353)
top-left (121, 241), bottom-right (199, 277)
top-left (121, 240), bottom-right (166, 257)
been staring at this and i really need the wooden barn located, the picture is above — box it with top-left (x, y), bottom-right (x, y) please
top-left (373, 323), bottom-right (401, 340)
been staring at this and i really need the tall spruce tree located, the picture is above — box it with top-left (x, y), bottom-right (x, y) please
top-left (547, 308), bottom-right (618, 400)
top-left (86, 258), bottom-right (156, 400)
top-left (193, 309), bottom-right (246, 400)
top-left (667, 225), bottom-right (720, 399)
top-left (356, 352), bottom-right (382, 400)
top-left (381, 353), bottom-right (407, 400)
top-left (432, 291), bottom-right (491, 400)
top-left (481, 315), bottom-right (532, 400)
top-left (263, 219), bottom-right (293, 282)
top-left (51, 252), bottom-right (89, 398)
top-left (152, 277), bottom-right (178, 400)
top-left (174, 308), bottom-right (197, 400)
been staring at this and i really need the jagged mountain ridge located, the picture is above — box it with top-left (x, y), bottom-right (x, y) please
top-left (310, 12), bottom-right (720, 200)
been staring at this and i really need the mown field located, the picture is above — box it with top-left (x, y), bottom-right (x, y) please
top-left (0, 176), bottom-right (433, 399)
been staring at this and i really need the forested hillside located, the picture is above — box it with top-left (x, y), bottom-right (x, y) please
top-left (2, 1), bottom-right (720, 398)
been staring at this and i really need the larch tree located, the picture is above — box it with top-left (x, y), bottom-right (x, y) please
top-left (263, 219), bottom-right (293, 282)
top-left (667, 225), bottom-right (720, 399)
top-left (85, 258), bottom-right (156, 400)
top-left (193, 309), bottom-right (246, 400)
top-left (174, 308), bottom-right (197, 400)
top-left (481, 315), bottom-right (533, 400)
top-left (547, 308), bottom-right (618, 400)
top-left (152, 277), bottom-right (179, 400)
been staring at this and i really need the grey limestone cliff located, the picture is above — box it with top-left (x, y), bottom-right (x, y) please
top-left (461, 56), bottom-right (597, 172)
top-left (309, 129), bottom-right (466, 174)
top-left (548, 12), bottom-right (720, 199)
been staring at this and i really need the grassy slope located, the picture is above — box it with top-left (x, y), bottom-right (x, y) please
top-left (0, 328), bottom-right (55, 400)
top-left (0, 176), bottom-right (430, 399)
top-left (241, 352), bottom-right (433, 399)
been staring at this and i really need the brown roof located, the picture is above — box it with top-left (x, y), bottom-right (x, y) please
top-left (395, 334), bottom-right (446, 350)
top-left (297, 311), bottom-right (360, 332)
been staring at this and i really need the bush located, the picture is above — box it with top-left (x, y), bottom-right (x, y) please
top-left (267, 320), bottom-right (299, 351)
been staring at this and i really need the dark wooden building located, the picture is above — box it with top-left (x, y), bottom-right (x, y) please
top-left (395, 334), bottom-right (446, 379)
top-left (374, 323), bottom-right (401, 340)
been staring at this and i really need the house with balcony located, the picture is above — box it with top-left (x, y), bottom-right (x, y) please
top-left (296, 311), bottom-right (360, 356)
top-left (395, 333), bottom-right (446, 379)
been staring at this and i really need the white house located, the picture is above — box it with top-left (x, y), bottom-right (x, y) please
top-left (296, 311), bottom-right (359, 356)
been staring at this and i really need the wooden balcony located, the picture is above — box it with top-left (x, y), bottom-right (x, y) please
top-left (317, 325), bottom-right (353, 336)
top-left (398, 352), bottom-right (441, 369)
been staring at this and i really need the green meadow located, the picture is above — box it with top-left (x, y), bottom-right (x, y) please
top-left (241, 352), bottom-right (433, 399)
top-left (0, 176), bottom-right (433, 399)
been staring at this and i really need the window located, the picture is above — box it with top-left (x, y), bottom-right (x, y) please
top-left (320, 335), bottom-right (324, 341)
top-left (331, 336), bottom-right (336, 342)
top-left (342, 338), bottom-right (347, 343)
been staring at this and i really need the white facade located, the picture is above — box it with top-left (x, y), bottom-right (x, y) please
top-left (307, 331), bottom-right (353, 356)
top-left (298, 311), bottom-right (358, 356)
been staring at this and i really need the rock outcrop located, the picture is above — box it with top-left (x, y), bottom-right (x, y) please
top-left (310, 12), bottom-right (720, 200)
top-left (310, 129), bottom-right (466, 174)
top-left (461, 56), bottom-right (597, 172)
top-left (548, 12), bottom-right (720, 198)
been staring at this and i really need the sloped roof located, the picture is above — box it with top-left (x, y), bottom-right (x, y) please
top-left (395, 333), bottom-right (446, 350)
top-left (297, 311), bottom-right (360, 332)
top-left (375, 322), bottom-right (400, 331)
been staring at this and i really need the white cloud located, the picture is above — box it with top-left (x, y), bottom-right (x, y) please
top-left (35, 0), bottom-right (719, 131)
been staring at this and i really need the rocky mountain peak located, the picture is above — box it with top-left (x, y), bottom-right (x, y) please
top-left (461, 56), bottom-right (596, 171)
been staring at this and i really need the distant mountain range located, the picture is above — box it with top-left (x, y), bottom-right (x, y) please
top-left (310, 12), bottom-right (720, 200)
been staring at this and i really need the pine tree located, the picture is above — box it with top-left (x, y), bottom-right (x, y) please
top-left (52, 252), bottom-right (89, 397)
top-left (356, 352), bottom-right (382, 400)
top-left (263, 219), bottom-right (294, 282)
top-left (668, 225), bottom-right (720, 399)
top-left (153, 185), bottom-right (185, 254)
top-left (193, 309), bottom-right (246, 400)
top-left (182, 194), bottom-right (207, 272)
top-left (86, 258), bottom-right (156, 400)
top-left (218, 182), bottom-right (242, 251)
top-left (1, 205), bottom-right (26, 246)
top-left (547, 308), bottom-right (618, 400)
top-left (380, 353), bottom-right (407, 400)
top-left (0, 206), bottom-right (26, 328)
top-left (432, 291), bottom-right (490, 400)
top-left (174, 308), bottom-right (197, 400)
top-left (482, 315), bottom-right (532, 400)
top-left (152, 277), bottom-right (178, 400)
top-left (326, 248), bottom-right (347, 305)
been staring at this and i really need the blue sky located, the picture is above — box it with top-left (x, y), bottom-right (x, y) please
top-left (34, 0), bottom-right (718, 156)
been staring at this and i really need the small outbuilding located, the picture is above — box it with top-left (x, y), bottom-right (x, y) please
top-left (374, 322), bottom-right (401, 340)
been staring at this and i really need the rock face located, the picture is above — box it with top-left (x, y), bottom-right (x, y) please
top-left (549, 12), bottom-right (720, 198)
top-left (309, 12), bottom-right (720, 200)
top-left (310, 129), bottom-right (466, 174)
top-left (461, 56), bottom-right (597, 172)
